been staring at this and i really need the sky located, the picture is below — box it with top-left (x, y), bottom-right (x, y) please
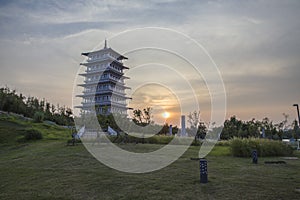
top-left (0, 0), bottom-right (300, 126)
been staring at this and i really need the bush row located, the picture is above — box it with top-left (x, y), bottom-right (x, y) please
top-left (229, 137), bottom-right (293, 157)
top-left (107, 134), bottom-right (201, 146)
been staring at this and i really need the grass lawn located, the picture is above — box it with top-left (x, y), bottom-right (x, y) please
top-left (1, 115), bottom-right (300, 199)
top-left (1, 141), bottom-right (300, 200)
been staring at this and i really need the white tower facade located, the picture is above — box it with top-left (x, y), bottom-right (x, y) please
top-left (76, 41), bottom-right (131, 115)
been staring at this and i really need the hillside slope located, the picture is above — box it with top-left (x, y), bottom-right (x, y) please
top-left (0, 112), bottom-right (70, 145)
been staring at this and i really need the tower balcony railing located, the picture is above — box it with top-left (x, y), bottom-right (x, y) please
top-left (81, 101), bottom-right (127, 107)
top-left (84, 77), bottom-right (125, 84)
top-left (82, 89), bottom-right (126, 96)
top-left (86, 54), bottom-right (122, 63)
top-left (86, 55), bottom-right (109, 63)
top-left (85, 66), bottom-right (123, 75)
top-left (85, 68), bottom-right (106, 73)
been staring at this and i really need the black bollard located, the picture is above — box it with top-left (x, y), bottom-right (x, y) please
top-left (199, 159), bottom-right (208, 183)
top-left (252, 150), bottom-right (258, 164)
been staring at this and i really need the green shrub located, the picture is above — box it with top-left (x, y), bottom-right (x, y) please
top-left (33, 111), bottom-right (44, 123)
top-left (230, 137), bottom-right (293, 157)
top-left (216, 140), bottom-right (231, 146)
top-left (191, 139), bottom-right (202, 146)
top-left (24, 129), bottom-right (43, 140)
top-left (148, 135), bottom-right (173, 144)
top-left (114, 135), bottom-right (173, 144)
top-left (107, 134), bottom-right (196, 145)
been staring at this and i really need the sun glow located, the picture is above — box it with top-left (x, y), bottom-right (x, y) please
top-left (162, 111), bottom-right (170, 119)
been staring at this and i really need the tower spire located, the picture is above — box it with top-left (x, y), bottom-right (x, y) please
top-left (104, 39), bottom-right (107, 49)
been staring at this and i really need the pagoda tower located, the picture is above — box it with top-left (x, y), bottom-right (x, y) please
top-left (76, 40), bottom-right (131, 115)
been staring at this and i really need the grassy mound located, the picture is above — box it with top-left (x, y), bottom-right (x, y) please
top-left (0, 113), bottom-right (70, 145)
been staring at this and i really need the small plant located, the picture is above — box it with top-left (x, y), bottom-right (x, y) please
top-left (24, 129), bottom-right (43, 140)
top-left (33, 111), bottom-right (44, 123)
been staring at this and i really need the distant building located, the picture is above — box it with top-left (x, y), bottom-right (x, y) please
top-left (76, 40), bottom-right (131, 115)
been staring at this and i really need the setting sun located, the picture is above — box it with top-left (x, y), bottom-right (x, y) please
top-left (162, 111), bottom-right (170, 119)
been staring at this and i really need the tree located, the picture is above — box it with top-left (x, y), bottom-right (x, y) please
top-left (171, 125), bottom-right (179, 135)
top-left (275, 113), bottom-right (289, 140)
top-left (221, 116), bottom-right (242, 140)
top-left (0, 87), bottom-right (74, 126)
top-left (0, 87), bottom-right (27, 115)
top-left (33, 111), bottom-right (44, 123)
top-left (132, 107), bottom-right (153, 126)
top-left (187, 111), bottom-right (207, 139)
top-left (51, 104), bottom-right (56, 115)
top-left (187, 111), bottom-right (201, 136)
top-left (158, 123), bottom-right (169, 134)
top-left (251, 120), bottom-right (260, 137)
top-left (261, 117), bottom-right (278, 139)
top-left (197, 122), bottom-right (207, 139)
top-left (220, 116), bottom-right (282, 140)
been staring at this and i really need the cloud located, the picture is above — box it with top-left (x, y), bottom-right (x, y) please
top-left (0, 0), bottom-right (300, 123)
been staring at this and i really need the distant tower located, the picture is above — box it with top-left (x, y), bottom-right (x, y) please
top-left (76, 40), bottom-right (131, 115)
top-left (181, 115), bottom-right (186, 136)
